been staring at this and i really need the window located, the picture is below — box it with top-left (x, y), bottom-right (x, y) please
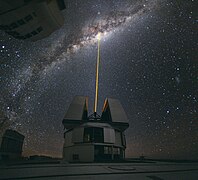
top-left (56, 0), bottom-right (66, 10)
top-left (72, 154), bottom-right (79, 160)
top-left (113, 147), bottom-right (120, 155)
top-left (32, 12), bottom-right (37, 17)
top-left (104, 146), bottom-right (112, 154)
top-left (1, 25), bottom-right (11, 31)
top-left (83, 127), bottom-right (104, 143)
top-left (4, 25), bottom-right (11, 31)
top-left (121, 133), bottom-right (126, 146)
top-left (17, 36), bottom-right (26, 40)
top-left (94, 128), bottom-right (104, 143)
top-left (17, 19), bottom-right (25, 25)
top-left (84, 128), bottom-right (93, 142)
top-left (7, 31), bottom-right (19, 37)
top-left (17, 36), bottom-right (25, 40)
top-left (0, 25), bottom-right (4, 30)
top-left (9, 23), bottom-right (18, 30)
top-left (31, 31), bottom-right (38, 36)
top-left (25, 33), bottom-right (32, 38)
top-left (25, 15), bottom-right (33, 22)
top-left (37, 26), bottom-right (43, 33)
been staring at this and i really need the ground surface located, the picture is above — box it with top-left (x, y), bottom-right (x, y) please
top-left (0, 161), bottom-right (198, 180)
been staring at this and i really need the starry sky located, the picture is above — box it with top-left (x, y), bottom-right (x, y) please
top-left (0, 0), bottom-right (197, 159)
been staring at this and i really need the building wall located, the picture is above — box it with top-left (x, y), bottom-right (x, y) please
top-left (63, 144), bottom-right (94, 162)
top-left (72, 127), bottom-right (84, 143)
top-left (63, 124), bottom-right (127, 162)
top-left (64, 126), bottom-right (118, 146)
top-left (0, 129), bottom-right (24, 160)
top-left (64, 130), bottom-right (73, 147)
top-left (0, 0), bottom-right (24, 13)
top-left (0, 0), bottom-right (65, 41)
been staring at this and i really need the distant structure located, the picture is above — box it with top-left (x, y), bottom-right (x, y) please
top-left (0, 129), bottom-right (24, 160)
top-left (0, 0), bottom-right (66, 41)
top-left (62, 96), bottom-right (129, 162)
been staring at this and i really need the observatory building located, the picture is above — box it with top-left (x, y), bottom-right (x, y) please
top-left (0, 0), bottom-right (66, 41)
top-left (62, 96), bottom-right (129, 162)
top-left (0, 129), bottom-right (24, 160)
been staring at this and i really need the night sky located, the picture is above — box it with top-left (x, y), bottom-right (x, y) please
top-left (0, 0), bottom-right (197, 159)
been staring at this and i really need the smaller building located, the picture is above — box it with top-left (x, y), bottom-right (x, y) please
top-left (62, 96), bottom-right (129, 162)
top-left (0, 129), bottom-right (24, 160)
top-left (0, 0), bottom-right (66, 41)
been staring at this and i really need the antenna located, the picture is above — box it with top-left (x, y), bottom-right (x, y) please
top-left (94, 32), bottom-right (101, 116)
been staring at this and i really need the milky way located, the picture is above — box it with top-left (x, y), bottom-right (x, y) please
top-left (1, 0), bottom-right (159, 117)
top-left (37, 0), bottom-right (160, 75)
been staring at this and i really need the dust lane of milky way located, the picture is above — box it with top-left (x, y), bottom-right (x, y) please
top-left (35, 0), bottom-right (160, 76)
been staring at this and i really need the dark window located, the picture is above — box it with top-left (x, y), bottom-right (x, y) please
top-left (7, 31), bottom-right (20, 37)
top-left (17, 19), bottom-right (25, 25)
top-left (4, 25), bottom-right (11, 31)
top-left (9, 31), bottom-right (19, 36)
top-left (104, 146), bottom-right (112, 154)
top-left (64, 132), bottom-right (66, 138)
top-left (31, 31), bottom-right (38, 36)
top-left (17, 36), bottom-right (24, 40)
top-left (25, 33), bottom-right (32, 38)
top-left (84, 128), bottom-right (93, 142)
top-left (9, 23), bottom-right (18, 29)
top-left (24, 15), bottom-right (33, 22)
top-left (32, 12), bottom-right (37, 17)
top-left (6, 31), bottom-right (12, 35)
top-left (83, 127), bottom-right (104, 143)
top-left (113, 147), bottom-right (120, 155)
top-left (16, 36), bottom-right (25, 40)
top-left (121, 133), bottom-right (126, 146)
top-left (72, 154), bottom-right (79, 160)
top-left (94, 128), bottom-right (104, 143)
top-left (56, 0), bottom-right (66, 10)
top-left (37, 26), bottom-right (43, 33)
top-left (24, 0), bottom-right (32, 2)
top-left (0, 25), bottom-right (4, 30)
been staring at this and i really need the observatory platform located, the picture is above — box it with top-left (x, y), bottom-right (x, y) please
top-left (0, 161), bottom-right (198, 180)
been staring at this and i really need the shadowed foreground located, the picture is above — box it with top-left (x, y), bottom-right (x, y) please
top-left (0, 161), bottom-right (198, 180)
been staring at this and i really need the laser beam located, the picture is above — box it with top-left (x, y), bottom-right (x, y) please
top-left (94, 32), bottom-right (101, 113)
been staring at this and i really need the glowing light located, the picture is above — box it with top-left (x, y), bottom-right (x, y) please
top-left (96, 32), bottom-right (101, 40)
top-left (94, 32), bottom-right (101, 113)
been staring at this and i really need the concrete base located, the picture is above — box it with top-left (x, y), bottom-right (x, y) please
top-left (0, 161), bottom-right (198, 180)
